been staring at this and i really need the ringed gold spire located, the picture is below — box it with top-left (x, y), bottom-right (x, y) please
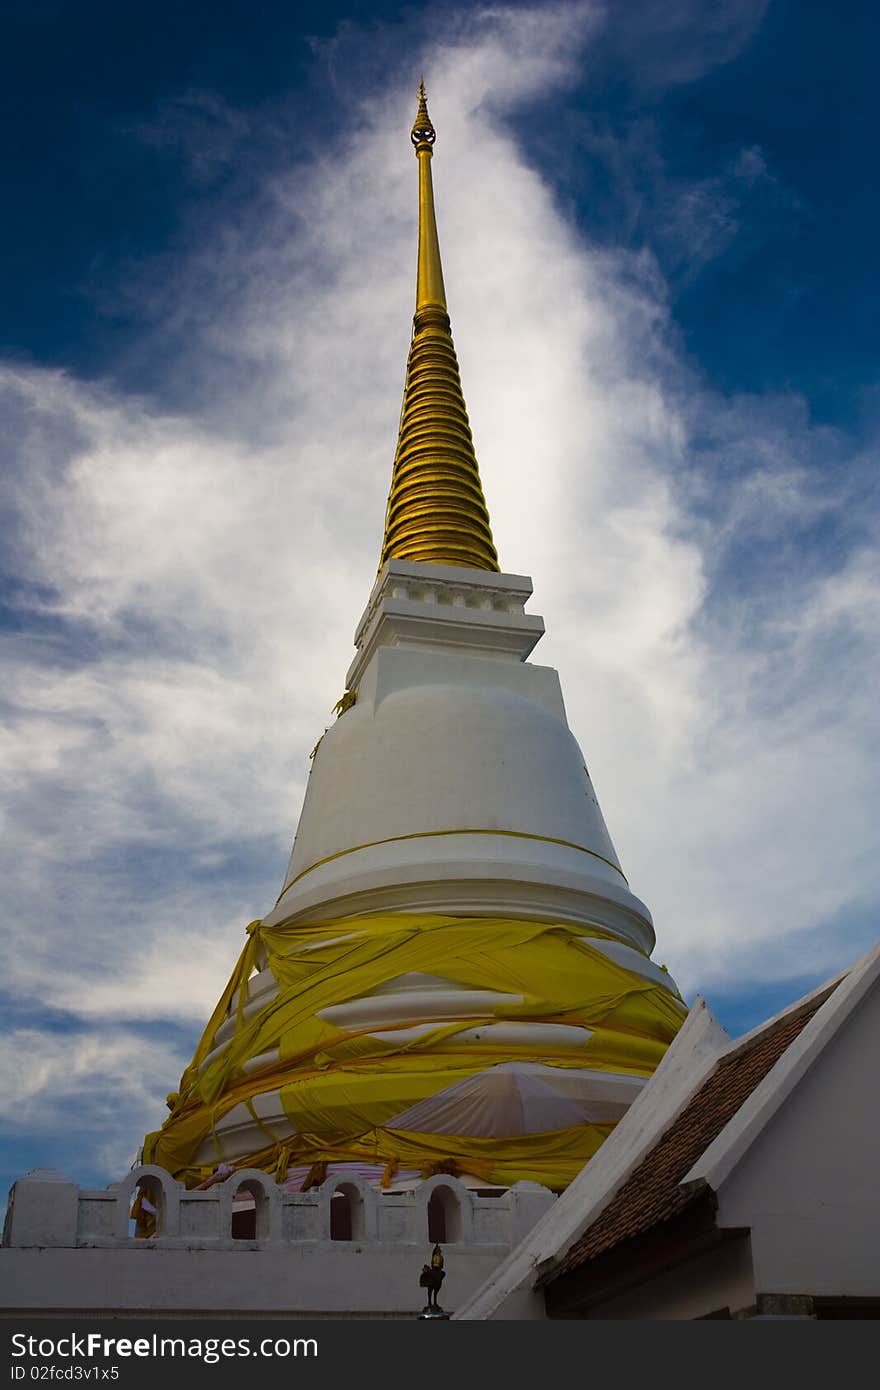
top-left (380, 81), bottom-right (499, 572)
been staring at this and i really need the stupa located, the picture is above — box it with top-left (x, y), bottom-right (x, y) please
top-left (143, 83), bottom-right (686, 1198)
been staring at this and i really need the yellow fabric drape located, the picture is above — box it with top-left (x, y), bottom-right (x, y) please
top-left (144, 911), bottom-right (686, 1192)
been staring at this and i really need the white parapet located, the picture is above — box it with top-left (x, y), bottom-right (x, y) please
top-left (1, 1167), bottom-right (556, 1317)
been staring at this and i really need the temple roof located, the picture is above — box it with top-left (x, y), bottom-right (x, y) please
top-left (541, 979), bottom-right (839, 1286)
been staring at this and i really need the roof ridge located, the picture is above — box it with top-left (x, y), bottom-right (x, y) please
top-left (685, 939), bottom-right (880, 1196)
top-left (717, 979), bottom-right (840, 1068)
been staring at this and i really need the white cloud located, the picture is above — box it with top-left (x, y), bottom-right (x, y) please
top-left (0, 1028), bottom-right (182, 1176)
top-left (1, 0), bottom-right (878, 1184)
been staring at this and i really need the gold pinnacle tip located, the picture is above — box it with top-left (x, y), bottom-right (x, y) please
top-left (379, 80), bottom-right (499, 573)
top-left (411, 77), bottom-right (436, 150)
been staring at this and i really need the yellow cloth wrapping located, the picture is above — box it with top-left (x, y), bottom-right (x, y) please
top-left (144, 912), bottom-right (686, 1191)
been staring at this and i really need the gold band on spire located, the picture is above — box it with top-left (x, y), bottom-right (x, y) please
top-left (380, 82), bottom-right (499, 573)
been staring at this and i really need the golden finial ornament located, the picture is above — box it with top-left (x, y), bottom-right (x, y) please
top-left (411, 77), bottom-right (435, 149)
top-left (379, 81), bottom-right (499, 572)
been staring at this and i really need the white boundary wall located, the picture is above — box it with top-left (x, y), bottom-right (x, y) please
top-left (0, 1168), bottom-right (555, 1317)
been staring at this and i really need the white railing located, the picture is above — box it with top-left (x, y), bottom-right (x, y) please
top-left (4, 1167), bottom-right (555, 1252)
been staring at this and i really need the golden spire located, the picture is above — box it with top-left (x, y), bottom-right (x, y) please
top-left (379, 81), bottom-right (499, 572)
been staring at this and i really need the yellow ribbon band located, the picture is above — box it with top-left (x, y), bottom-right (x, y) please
top-left (276, 827), bottom-right (628, 907)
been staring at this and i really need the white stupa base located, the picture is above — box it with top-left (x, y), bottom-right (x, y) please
top-left (265, 830), bottom-right (653, 951)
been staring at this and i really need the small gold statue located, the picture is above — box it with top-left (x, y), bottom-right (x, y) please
top-left (418, 1242), bottom-right (446, 1315)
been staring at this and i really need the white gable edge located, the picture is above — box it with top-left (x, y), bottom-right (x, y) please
top-left (685, 940), bottom-right (880, 1198)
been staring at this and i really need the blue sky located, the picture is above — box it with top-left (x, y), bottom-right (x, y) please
top-left (2, 0), bottom-right (878, 1201)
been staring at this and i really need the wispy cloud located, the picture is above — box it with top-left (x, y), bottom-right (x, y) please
top-left (2, 0), bottom-right (877, 1189)
top-left (0, 1025), bottom-right (184, 1178)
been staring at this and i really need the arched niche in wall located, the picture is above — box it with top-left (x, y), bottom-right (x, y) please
top-left (329, 1182), bottom-right (365, 1241)
top-left (427, 1184), bottom-right (463, 1244)
top-left (224, 1170), bottom-right (276, 1241)
top-left (117, 1166), bottom-right (179, 1240)
top-left (131, 1175), bottom-right (163, 1238)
